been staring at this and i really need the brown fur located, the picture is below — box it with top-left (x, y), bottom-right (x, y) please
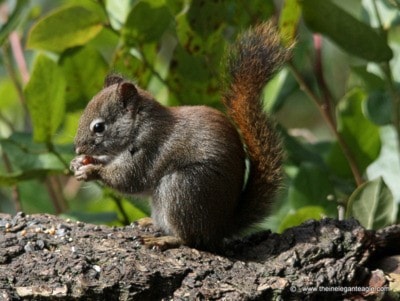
top-left (70, 21), bottom-right (290, 250)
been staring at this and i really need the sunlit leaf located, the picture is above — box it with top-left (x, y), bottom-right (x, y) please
top-left (327, 88), bottom-right (381, 177)
top-left (278, 206), bottom-right (325, 233)
top-left (27, 5), bottom-right (105, 52)
top-left (60, 46), bottom-right (108, 111)
top-left (24, 54), bottom-right (66, 143)
top-left (279, 0), bottom-right (301, 46)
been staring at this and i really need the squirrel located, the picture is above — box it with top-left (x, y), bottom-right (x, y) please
top-left (70, 21), bottom-right (291, 250)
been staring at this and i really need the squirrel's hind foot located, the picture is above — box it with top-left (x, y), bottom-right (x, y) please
top-left (135, 235), bottom-right (183, 251)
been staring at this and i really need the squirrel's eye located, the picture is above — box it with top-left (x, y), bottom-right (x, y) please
top-left (93, 123), bottom-right (105, 133)
top-left (90, 118), bottom-right (106, 134)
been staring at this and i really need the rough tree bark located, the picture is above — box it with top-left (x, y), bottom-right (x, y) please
top-left (0, 212), bottom-right (399, 301)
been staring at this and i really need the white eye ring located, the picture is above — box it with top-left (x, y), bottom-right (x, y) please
top-left (90, 118), bottom-right (106, 135)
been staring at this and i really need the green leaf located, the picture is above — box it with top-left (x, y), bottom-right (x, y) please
top-left (27, 5), bottom-right (105, 52)
top-left (364, 90), bottom-right (392, 126)
top-left (168, 44), bottom-right (220, 106)
top-left (0, 0), bottom-right (29, 46)
top-left (367, 126), bottom-right (400, 205)
top-left (280, 128), bottom-right (327, 168)
top-left (288, 164), bottom-right (337, 213)
top-left (123, 0), bottom-right (173, 44)
top-left (279, 0), bottom-right (301, 46)
top-left (24, 54), bottom-right (66, 143)
top-left (301, 0), bottom-right (393, 62)
top-left (347, 177), bottom-right (394, 229)
top-left (327, 88), bottom-right (381, 177)
top-left (103, 1), bottom-right (131, 30)
top-left (54, 111), bottom-right (81, 145)
top-left (350, 67), bottom-right (391, 125)
top-left (60, 46), bottom-right (108, 111)
top-left (0, 169), bottom-right (61, 186)
top-left (351, 66), bottom-right (385, 91)
top-left (187, 0), bottom-right (228, 37)
top-left (0, 133), bottom-right (72, 173)
top-left (168, 13), bottom-right (225, 106)
top-left (263, 68), bottom-right (298, 113)
top-left (278, 206), bottom-right (325, 233)
top-left (0, 79), bottom-right (18, 109)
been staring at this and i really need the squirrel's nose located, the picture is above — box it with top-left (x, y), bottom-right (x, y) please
top-left (75, 146), bottom-right (82, 155)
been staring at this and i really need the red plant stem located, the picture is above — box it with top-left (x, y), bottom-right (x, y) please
top-left (9, 32), bottom-right (29, 84)
top-left (288, 61), bottom-right (364, 187)
top-left (313, 34), bottom-right (335, 125)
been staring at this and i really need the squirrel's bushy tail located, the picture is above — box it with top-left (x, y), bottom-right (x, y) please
top-left (222, 21), bottom-right (291, 231)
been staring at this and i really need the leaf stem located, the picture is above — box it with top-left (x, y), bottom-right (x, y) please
top-left (137, 45), bottom-right (170, 88)
top-left (46, 142), bottom-right (72, 174)
top-left (103, 188), bottom-right (131, 225)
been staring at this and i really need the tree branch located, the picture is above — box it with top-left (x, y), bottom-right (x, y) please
top-left (0, 213), bottom-right (396, 300)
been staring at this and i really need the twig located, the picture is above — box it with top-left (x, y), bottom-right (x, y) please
top-left (9, 32), bottom-right (29, 84)
top-left (137, 45), bottom-right (170, 88)
top-left (47, 142), bottom-right (72, 173)
top-left (45, 178), bottom-right (64, 214)
top-left (289, 61), bottom-right (364, 186)
top-left (1, 152), bottom-right (22, 211)
top-left (45, 142), bottom-right (71, 213)
top-left (1, 44), bottom-right (30, 130)
top-left (313, 34), bottom-right (335, 126)
top-left (49, 176), bottom-right (68, 212)
top-left (104, 188), bottom-right (131, 225)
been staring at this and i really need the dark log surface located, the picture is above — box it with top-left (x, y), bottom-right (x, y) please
top-left (1, 212), bottom-right (400, 301)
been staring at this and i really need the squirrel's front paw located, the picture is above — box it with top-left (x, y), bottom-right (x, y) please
top-left (70, 156), bottom-right (101, 181)
top-left (74, 164), bottom-right (101, 181)
top-left (70, 156), bottom-right (85, 173)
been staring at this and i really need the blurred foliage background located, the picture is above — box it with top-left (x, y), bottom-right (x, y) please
top-left (0, 0), bottom-right (399, 232)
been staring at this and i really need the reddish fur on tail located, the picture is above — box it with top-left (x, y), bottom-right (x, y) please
top-left (222, 21), bottom-right (292, 230)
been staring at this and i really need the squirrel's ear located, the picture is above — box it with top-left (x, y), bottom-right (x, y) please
top-left (104, 74), bottom-right (124, 87)
top-left (118, 82), bottom-right (138, 109)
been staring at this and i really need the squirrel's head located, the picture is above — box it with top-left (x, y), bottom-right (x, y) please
top-left (73, 75), bottom-right (154, 157)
